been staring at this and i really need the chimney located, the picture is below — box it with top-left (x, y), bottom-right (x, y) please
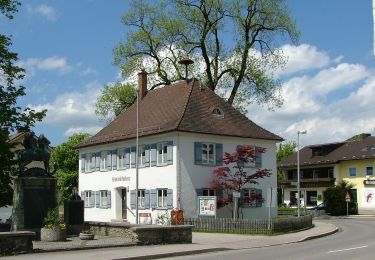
top-left (138, 70), bottom-right (147, 99)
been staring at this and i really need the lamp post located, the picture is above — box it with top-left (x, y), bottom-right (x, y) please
top-left (297, 130), bottom-right (307, 217)
top-left (135, 84), bottom-right (139, 224)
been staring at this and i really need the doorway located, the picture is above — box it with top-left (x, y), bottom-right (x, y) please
top-left (306, 191), bottom-right (318, 206)
top-left (121, 188), bottom-right (127, 219)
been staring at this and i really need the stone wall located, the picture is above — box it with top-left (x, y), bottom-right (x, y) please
top-left (86, 221), bottom-right (193, 245)
top-left (0, 231), bottom-right (35, 256)
top-left (130, 225), bottom-right (193, 245)
top-left (86, 221), bottom-right (136, 239)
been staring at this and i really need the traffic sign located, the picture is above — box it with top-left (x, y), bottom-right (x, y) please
top-left (345, 192), bottom-right (351, 202)
top-left (233, 191), bottom-right (241, 198)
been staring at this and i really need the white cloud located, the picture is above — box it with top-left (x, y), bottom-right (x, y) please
top-left (80, 67), bottom-right (97, 76)
top-left (19, 56), bottom-right (72, 75)
top-left (64, 126), bottom-right (103, 137)
top-left (309, 63), bottom-right (368, 95)
top-left (29, 82), bottom-right (105, 136)
top-left (275, 44), bottom-right (331, 76)
top-left (26, 4), bottom-right (58, 21)
top-left (246, 46), bottom-right (375, 146)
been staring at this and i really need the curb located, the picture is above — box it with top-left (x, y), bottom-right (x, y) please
top-left (298, 223), bottom-right (339, 242)
top-left (33, 243), bottom-right (137, 254)
top-left (113, 248), bottom-right (232, 260)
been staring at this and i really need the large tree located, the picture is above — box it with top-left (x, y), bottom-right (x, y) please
top-left (114, 0), bottom-right (298, 112)
top-left (50, 133), bottom-right (90, 204)
top-left (276, 141), bottom-right (296, 182)
top-left (95, 82), bottom-right (137, 123)
top-left (0, 0), bottom-right (46, 207)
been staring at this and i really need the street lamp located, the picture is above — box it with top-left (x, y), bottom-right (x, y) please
top-left (297, 130), bottom-right (307, 217)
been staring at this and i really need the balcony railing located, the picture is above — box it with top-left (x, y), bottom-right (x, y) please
top-left (280, 177), bottom-right (334, 183)
top-left (279, 177), bottom-right (335, 188)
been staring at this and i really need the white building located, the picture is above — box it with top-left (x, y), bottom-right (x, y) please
top-left (77, 73), bottom-right (282, 224)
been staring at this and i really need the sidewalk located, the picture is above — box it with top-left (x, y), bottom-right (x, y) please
top-left (27, 220), bottom-right (338, 259)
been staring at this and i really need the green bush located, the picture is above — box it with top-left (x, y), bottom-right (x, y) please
top-left (324, 181), bottom-right (357, 216)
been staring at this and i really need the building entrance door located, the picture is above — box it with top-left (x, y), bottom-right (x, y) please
top-left (122, 189), bottom-right (127, 219)
top-left (306, 191), bottom-right (318, 206)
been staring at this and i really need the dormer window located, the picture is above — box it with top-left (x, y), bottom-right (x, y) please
top-left (212, 107), bottom-right (224, 117)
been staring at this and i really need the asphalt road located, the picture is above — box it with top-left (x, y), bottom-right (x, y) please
top-left (3, 218), bottom-right (373, 260)
top-left (170, 218), bottom-right (375, 260)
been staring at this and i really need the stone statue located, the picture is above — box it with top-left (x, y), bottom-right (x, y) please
top-left (18, 132), bottom-right (51, 175)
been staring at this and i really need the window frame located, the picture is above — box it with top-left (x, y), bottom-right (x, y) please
top-left (201, 143), bottom-right (216, 165)
top-left (202, 189), bottom-right (216, 196)
top-left (85, 154), bottom-right (91, 172)
top-left (212, 107), bottom-right (224, 117)
top-left (118, 149), bottom-right (126, 170)
top-left (157, 189), bottom-right (168, 208)
top-left (243, 188), bottom-right (257, 207)
top-left (157, 142), bottom-right (168, 166)
top-left (100, 151), bottom-right (107, 171)
top-left (99, 190), bottom-right (108, 208)
top-left (137, 189), bottom-right (146, 208)
top-left (237, 145), bottom-right (256, 168)
top-left (366, 166), bottom-right (374, 176)
top-left (84, 191), bottom-right (92, 207)
top-left (349, 167), bottom-right (357, 177)
top-left (138, 145), bottom-right (146, 167)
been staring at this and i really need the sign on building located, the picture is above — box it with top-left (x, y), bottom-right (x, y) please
top-left (362, 189), bottom-right (375, 206)
top-left (198, 196), bottom-right (216, 217)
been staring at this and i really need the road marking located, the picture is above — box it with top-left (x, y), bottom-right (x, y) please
top-left (328, 245), bottom-right (368, 253)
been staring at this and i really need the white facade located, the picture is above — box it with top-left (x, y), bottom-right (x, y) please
top-left (79, 132), bottom-right (278, 224)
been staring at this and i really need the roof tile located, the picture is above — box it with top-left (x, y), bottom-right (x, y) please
top-left (77, 79), bottom-right (282, 148)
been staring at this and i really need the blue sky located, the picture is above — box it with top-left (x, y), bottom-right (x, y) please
top-left (3, 0), bottom-right (375, 147)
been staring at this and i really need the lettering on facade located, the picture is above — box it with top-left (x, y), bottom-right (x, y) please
top-left (112, 176), bottom-right (131, 182)
top-left (364, 180), bottom-right (375, 185)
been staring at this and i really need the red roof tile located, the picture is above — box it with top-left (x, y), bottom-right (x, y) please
top-left (77, 79), bottom-right (282, 148)
top-left (279, 136), bottom-right (375, 168)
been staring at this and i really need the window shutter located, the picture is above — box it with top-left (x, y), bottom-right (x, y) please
top-left (144, 189), bottom-right (150, 209)
top-left (125, 148), bottom-right (130, 169)
top-left (106, 151), bottom-right (112, 170)
top-left (107, 191), bottom-right (111, 208)
top-left (91, 154), bottom-right (96, 172)
top-left (112, 150), bottom-right (117, 170)
top-left (216, 189), bottom-right (223, 198)
top-left (167, 189), bottom-right (173, 209)
top-left (150, 144), bottom-right (157, 166)
top-left (131, 146), bottom-right (136, 168)
top-left (130, 190), bottom-right (136, 209)
top-left (81, 191), bottom-right (85, 202)
top-left (196, 189), bottom-right (203, 197)
top-left (95, 152), bottom-right (100, 171)
top-left (117, 148), bottom-right (124, 169)
top-left (236, 145), bottom-right (245, 168)
top-left (88, 192), bottom-right (93, 207)
top-left (81, 155), bottom-right (85, 173)
top-left (255, 147), bottom-right (262, 168)
top-left (95, 191), bottom-right (100, 208)
top-left (167, 141), bottom-right (173, 165)
top-left (215, 143), bottom-right (223, 166)
top-left (144, 145), bottom-right (150, 167)
top-left (150, 189), bottom-right (157, 209)
top-left (256, 189), bottom-right (262, 207)
top-left (239, 189), bottom-right (247, 207)
top-left (194, 142), bottom-right (202, 165)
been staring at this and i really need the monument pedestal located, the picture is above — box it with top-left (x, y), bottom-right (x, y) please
top-left (11, 174), bottom-right (57, 238)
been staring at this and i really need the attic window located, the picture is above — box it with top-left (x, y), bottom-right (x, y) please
top-left (212, 107), bottom-right (224, 117)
